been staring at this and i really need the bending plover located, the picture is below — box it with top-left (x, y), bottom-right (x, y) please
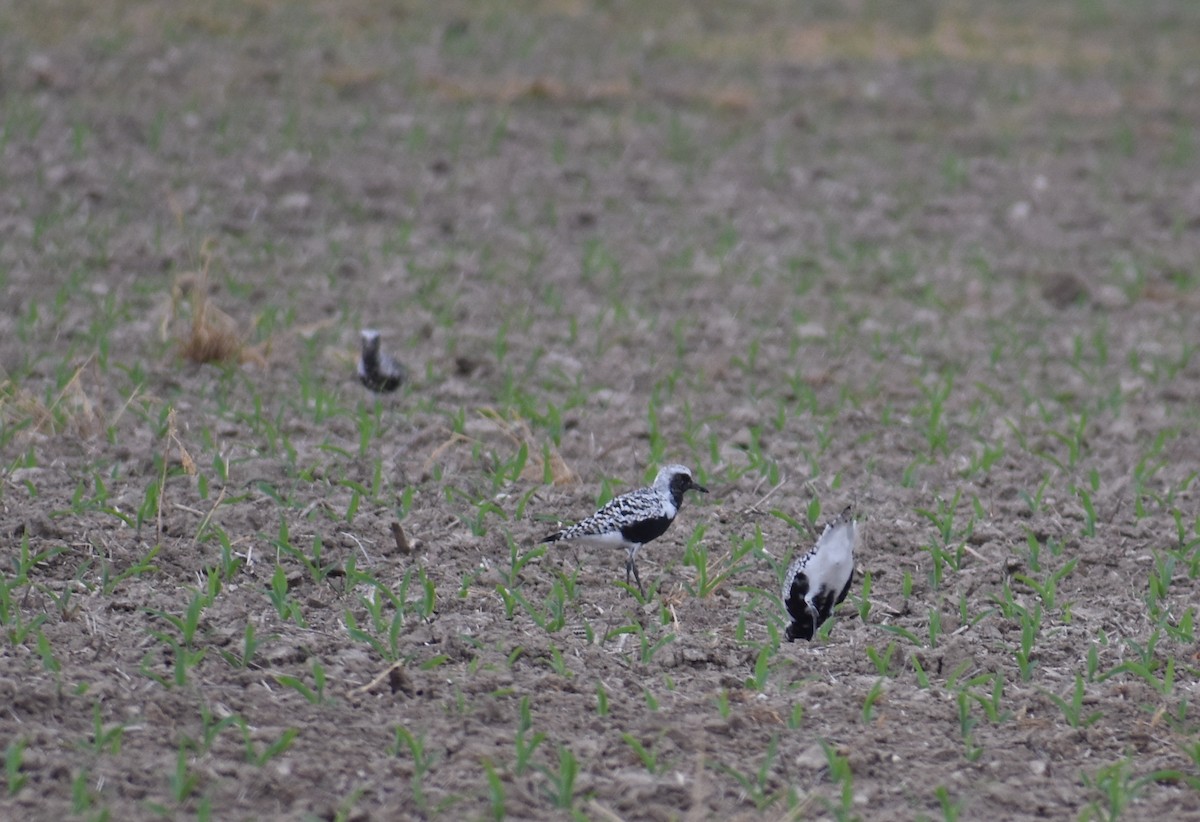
top-left (357, 329), bottom-right (406, 393)
top-left (543, 464), bottom-right (707, 595)
top-left (782, 506), bottom-right (857, 641)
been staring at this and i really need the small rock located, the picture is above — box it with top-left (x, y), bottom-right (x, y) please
top-left (795, 743), bottom-right (827, 770)
top-left (1041, 273), bottom-right (1086, 309)
top-left (278, 192), bottom-right (311, 212)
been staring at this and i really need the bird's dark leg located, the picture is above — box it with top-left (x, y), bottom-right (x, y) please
top-left (625, 546), bottom-right (645, 596)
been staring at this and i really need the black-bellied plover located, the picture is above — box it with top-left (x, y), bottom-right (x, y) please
top-left (357, 329), bottom-right (406, 393)
top-left (782, 506), bottom-right (857, 641)
top-left (543, 464), bottom-right (707, 595)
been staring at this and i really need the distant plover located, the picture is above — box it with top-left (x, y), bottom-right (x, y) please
top-left (782, 506), bottom-right (857, 641)
top-left (543, 464), bottom-right (708, 595)
top-left (357, 329), bottom-right (406, 393)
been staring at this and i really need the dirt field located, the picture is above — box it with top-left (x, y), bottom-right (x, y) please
top-left (3, 2), bottom-right (1200, 820)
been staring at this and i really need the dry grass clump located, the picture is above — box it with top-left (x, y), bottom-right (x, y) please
top-left (0, 362), bottom-right (106, 440)
top-left (422, 407), bottom-right (577, 486)
top-left (163, 243), bottom-right (268, 367)
top-left (153, 407), bottom-right (197, 539)
top-left (481, 407), bottom-right (578, 485)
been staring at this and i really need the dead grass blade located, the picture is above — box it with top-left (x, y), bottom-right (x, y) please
top-left (420, 408), bottom-right (577, 486)
top-left (0, 359), bottom-right (106, 440)
top-left (477, 407), bottom-right (577, 485)
top-left (157, 407), bottom-right (197, 540)
top-left (166, 240), bottom-right (269, 367)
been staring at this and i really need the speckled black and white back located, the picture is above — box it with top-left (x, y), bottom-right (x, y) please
top-left (782, 506), bottom-right (857, 642)
top-left (542, 464), bottom-right (708, 593)
top-left (543, 464), bottom-right (700, 546)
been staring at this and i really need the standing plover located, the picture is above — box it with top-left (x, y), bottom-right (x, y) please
top-left (782, 506), bottom-right (857, 641)
top-left (543, 464), bottom-right (708, 595)
top-left (357, 329), bottom-right (406, 393)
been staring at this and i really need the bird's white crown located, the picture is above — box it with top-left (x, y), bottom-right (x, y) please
top-left (653, 463), bottom-right (694, 489)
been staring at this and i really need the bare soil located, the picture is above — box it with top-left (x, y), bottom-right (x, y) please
top-left (2, 2), bottom-right (1200, 820)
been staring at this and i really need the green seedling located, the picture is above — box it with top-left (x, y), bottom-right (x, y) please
top-left (857, 570), bottom-right (873, 622)
top-left (391, 725), bottom-right (437, 813)
top-left (916, 489), bottom-right (964, 547)
top-left (787, 703), bottom-right (804, 730)
top-left (1015, 605), bottom-right (1043, 682)
top-left (1146, 552), bottom-right (1175, 613)
top-left (168, 745), bottom-right (201, 804)
top-left (595, 680), bottom-right (609, 717)
top-left (1018, 473), bottom-right (1053, 516)
top-left (1106, 655), bottom-right (1175, 696)
top-left (186, 703), bottom-right (244, 756)
top-left (962, 672), bottom-right (1010, 725)
top-left (3, 738), bottom-right (28, 796)
top-left (217, 622), bottom-right (258, 670)
top-left (540, 744), bottom-right (580, 810)
top-left (928, 607), bottom-right (943, 648)
top-left (685, 526), bottom-right (760, 598)
top-left (1161, 607), bottom-right (1194, 644)
top-left (274, 659), bottom-right (327, 705)
top-left (268, 565), bottom-right (306, 626)
top-left (70, 767), bottom-right (95, 814)
top-left (542, 645), bottom-right (569, 677)
top-left (934, 785), bottom-right (963, 822)
top-left (955, 693), bottom-right (984, 762)
top-left (862, 679), bottom-right (885, 723)
top-left (101, 544), bottom-right (161, 595)
top-left (482, 760), bottom-right (505, 822)
top-left (1, 577), bottom-right (46, 648)
top-left (716, 689), bottom-right (731, 719)
top-left (85, 703), bottom-right (124, 756)
top-left (916, 371), bottom-right (954, 455)
top-left (866, 642), bottom-right (897, 677)
top-left (149, 588), bottom-right (210, 650)
top-left (1080, 758), bottom-right (1140, 821)
top-left (274, 517), bottom-right (338, 584)
top-left (1076, 486), bottom-right (1098, 537)
top-left (714, 734), bottom-right (781, 811)
top-left (514, 697), bottom-right (545, 776)
top-left (1043, 674), bottom-right (1102, 729)
top-left (146, 594), bottom-right (211, 687)
top-left (880, 624), bottom-right (923, 648)
top-left (1014, 558), bottom-right (1077, 611)
top-left (745, 644), bottom-right (771, 691)
top-left (820, 740), bottom-right (856, 821)
top-left (621, 732), bottom-right (664, 775)
top-left (333, 785), bottom-right (368, 822)
top-left (500, 534), bottom-right (544, 589)
top-left (911, 654), bottom-right (931, 689)
top-left (242, 726), bottom-right (297, 767)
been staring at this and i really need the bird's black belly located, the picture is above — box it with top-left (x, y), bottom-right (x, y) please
top-left (784, 573), bottom-right (815, 641)
top-left (811, 586), bottom-right (839, 623)
top-left (360, 371), bottom-right (402, 393)
top-left (621, 516), bottom-right (671, 545)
